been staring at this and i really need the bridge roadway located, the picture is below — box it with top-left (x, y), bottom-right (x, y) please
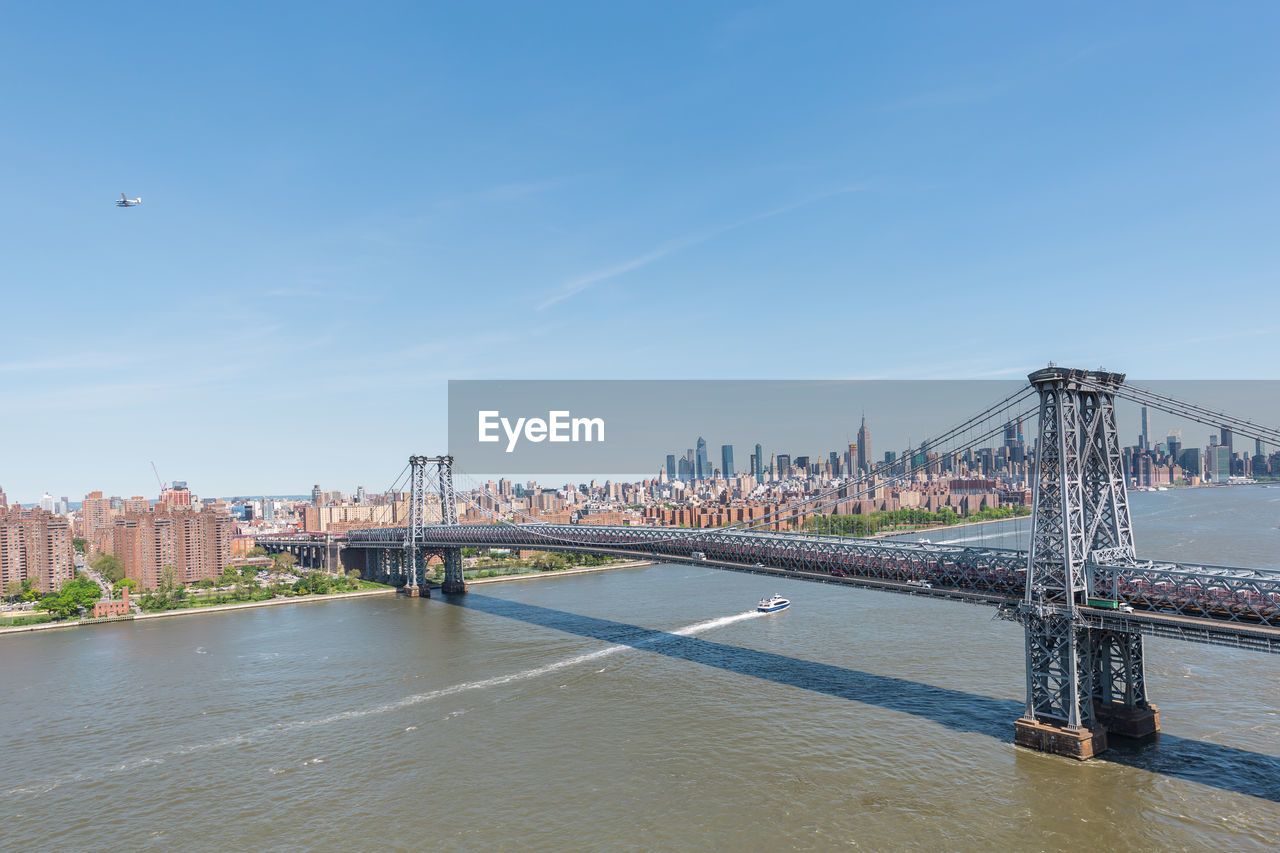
top-left (340, 523), bottom-right (1280, 653)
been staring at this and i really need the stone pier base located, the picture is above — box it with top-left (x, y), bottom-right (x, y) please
top-left (399, 585), bottom-right (418, 597)
top-left (441, 580), bottom-right (467, 595)
top-left (1096, 704), bottom-right (1160, 739)
top-left (1014, 717), bottom-right (1108, 760)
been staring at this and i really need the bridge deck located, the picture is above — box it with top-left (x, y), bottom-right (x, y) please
top-left (332, 523), bottom-right (1280, 649)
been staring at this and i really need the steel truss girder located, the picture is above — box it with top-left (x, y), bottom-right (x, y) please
top-left (343, 521), bottom-right (1280, 627)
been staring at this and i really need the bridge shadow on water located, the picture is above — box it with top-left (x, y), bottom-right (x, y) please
top-left (451, 593), bottom-right (1280, 803)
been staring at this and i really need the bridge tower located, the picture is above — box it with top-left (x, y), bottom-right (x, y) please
top-left (405, 454), bottom-right (466, 596)
top-left (1016, 368), bottom-right (1159, 759)
top-left (435, 455), bottom-right (466, 594)
top-left (404, 456), bottom-right (430, 596)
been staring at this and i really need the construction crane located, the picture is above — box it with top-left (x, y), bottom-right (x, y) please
top-left (150, 461), bottom-right (167, 495)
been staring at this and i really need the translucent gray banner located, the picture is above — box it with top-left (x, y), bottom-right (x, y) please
top-left (447, 379), bottom-right (1280, 476)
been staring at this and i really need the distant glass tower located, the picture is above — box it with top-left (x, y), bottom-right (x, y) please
top-left (1212, 444), bottom-right (1231, 482)
top-left (1140, 406), bottom-right (1149, 450)
top-left (665, 454), bottom-right (677, 481)
top-left (720, 445), bottom-right (735, 479)
top-left (754, 443), bottom-right (764, 480)
top-left (695, 437), bottom-right (709, 480)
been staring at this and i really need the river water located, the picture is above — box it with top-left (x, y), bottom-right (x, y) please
top-left (2, 487), bottom-right (1278, 851)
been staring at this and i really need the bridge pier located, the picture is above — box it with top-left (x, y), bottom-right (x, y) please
top-left (1091, 628), bottom-right (1159, 739)
top-left (440, 547), bottom-right (466, 594)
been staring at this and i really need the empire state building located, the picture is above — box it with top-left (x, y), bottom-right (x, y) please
top-left (856, 416), bottom-right (870, 473)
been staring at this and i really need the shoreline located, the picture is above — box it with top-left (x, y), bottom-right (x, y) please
top-left (462, 560), bottom-right (653, 585)
top-left (0, 587), bottom-right (397, 637)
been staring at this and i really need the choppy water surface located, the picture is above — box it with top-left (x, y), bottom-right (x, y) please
top-left (2, 487), bottom-right (1278, 851)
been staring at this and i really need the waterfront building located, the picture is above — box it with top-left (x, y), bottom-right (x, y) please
top-left (92, 586), bottom-right (131, 618)
top-left (1210, 444), bottom-right (1231, 483)
top-left (0, 506), bottom-right (75, 593)
top-left (109, 505), bottom-right (232, 589)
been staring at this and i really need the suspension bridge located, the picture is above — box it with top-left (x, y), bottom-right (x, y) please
top-left (259, 367), bottom-right (1280, 761)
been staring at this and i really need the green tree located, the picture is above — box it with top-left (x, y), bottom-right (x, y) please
top-left (114, 577), bottom-right (139, 594)
top-left (91, 552), bottom-right (126, 583)
top-left (271, 552), bottom-right (297, 573)
top-left (37, 575), bottom-right (102, 619)
top-left (4, 580), bottom-right (22, 600)
top-left (247, 545), bottom-right (268, 558)
top-left (72, 537), bottom-right (87, 553)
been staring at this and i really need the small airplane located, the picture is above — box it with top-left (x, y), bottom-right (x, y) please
top-left (116, 193), bottom-right (142, 207)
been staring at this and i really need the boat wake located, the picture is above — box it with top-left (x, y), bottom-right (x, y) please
top-left (4, 609), bottom-right (765, 798)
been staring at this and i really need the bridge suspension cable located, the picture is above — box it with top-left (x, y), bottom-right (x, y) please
top-left (365, 462), bottom-right (412, 529)
top-left (1090, 379), bottom-right (1280, 447)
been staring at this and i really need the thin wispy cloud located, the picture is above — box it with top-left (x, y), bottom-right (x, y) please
top-left (537, 186), bottom-right (865, 311)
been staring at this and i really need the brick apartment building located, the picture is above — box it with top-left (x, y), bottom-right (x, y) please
top-left (108, 505), bottom-right (233, 589)
top-left (0, 505), bottom-right (75, 593)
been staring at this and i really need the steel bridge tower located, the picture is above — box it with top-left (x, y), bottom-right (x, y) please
top-left (405, 455), bottom-right (466, 596)
top-left (1016, 368), bottom-right (1159, 759)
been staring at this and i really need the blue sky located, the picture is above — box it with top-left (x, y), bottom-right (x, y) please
top-left (2, 2), bottom-right (1278, 501)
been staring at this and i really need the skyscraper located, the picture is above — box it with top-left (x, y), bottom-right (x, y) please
top-left (1220, 427), bottom-right (1233, 458)
top-left (856, 416), bottom-right (870, 473)
top-left (754, 443), bottom-right (764, 480)
top-left (665, 454), bottom-right (677, 481)
top-left (1140, 406), bottom-right (1149, 450)
top-left (695, 437), bottom-right (709, 481)
top-left (311, 484), bottom-right (322, 507)
top-left (720, 445), bottom-right (735, 479)
top-left (1212, 444), bottom-right (1231, 482)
